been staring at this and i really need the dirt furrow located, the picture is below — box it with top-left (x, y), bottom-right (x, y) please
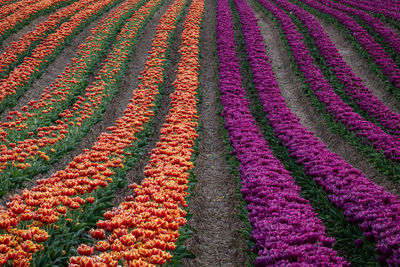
top-left (181, 0), bottom-right (248, 265)
top-left (247, 0), bottom-right (400, 196)
top-left (0, 0), bottom-right (174, 207)
top-left (313, 14), bottom-right (400, 114)
top-left (0, 14), bottom-right (50, 55)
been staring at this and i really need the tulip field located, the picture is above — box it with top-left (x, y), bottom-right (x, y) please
top-left (0, 0), bottom-right (400, 265)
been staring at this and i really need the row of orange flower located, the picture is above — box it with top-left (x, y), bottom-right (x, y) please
top-left (0, 0), bottom-right (101, 81)
top-left (0, 0), bottom-right (71, 39)
top-left (0, 0), bottom-right (144, 144)
top-left (0, 0), bottom-right (158, 195)
top-left (70, 0), bottom-right (203, 265)
top-left (0, 0), bottom-right (15, 9)
top-left (0, 0), bottom-right (41, 20)
top-left (0, 0), bottom-right (170, 265)
top-left (0, 0), bottom-right (117, 107)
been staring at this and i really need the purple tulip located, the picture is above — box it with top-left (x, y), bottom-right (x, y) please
top-left (236, 0), bottom-right (400, 264)
top-left (216, 0), bottom-right (348, 265)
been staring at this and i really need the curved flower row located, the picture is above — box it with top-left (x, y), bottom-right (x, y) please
top-left (0, 0), bottom-right (170, 264)
top-left (0, 0), bottom-right (41, 20)
top-left (0, 0), bottom-right (18, 9)
top-left (0, 0), bottom-right (162, 194)
top-left (335, 0), bottom-right (400, 22)
top-left (359, 0), bottom-right (400, 12)
top-left (316, 0), bottom-right (400, 57)
top-left (0, 0), bottom-right (144, 145)
top-left (255, 0), bottom-right (400, 264)
top-left (69, 1), bottom-right (204, 266)
top-left (297, 0), bottom-right (400, 91)
top-left (0, 0), bottom-right (160, 194)
top-left (0, 0), bottom-right (117, 108)
top-left (0, 0), bottom-right (72, 38)
top-left (0, 0), bottom-right (101, 81)
top-left (262, 0), bottom-right (400, 164)
top-left (216, 0), bottom-right (347, 265)
top-left (272, 0), bottom-right (400, 136)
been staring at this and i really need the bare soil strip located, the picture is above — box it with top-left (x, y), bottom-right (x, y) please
top-left (0, 0), bottom-right (174, 207)
top-left (314, 15), bottom-right (400, 114)
top-left (247, 0), bottom-right (400, 196)
top-left (181, 0), bottom-right (248, 265)
top-left (0, 14), bottom-right (50, 54)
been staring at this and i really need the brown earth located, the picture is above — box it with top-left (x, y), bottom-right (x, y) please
top-left (181, 0), bottom-right (248, 265)
top-left (247, 0), bottom-right (400, 196)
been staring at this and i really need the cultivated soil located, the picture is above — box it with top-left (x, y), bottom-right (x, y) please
top-left (181, 0), bottom-right (248, 265)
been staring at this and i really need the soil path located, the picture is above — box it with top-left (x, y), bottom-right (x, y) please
top-left (0, 14), bottom-right (50, 54)
top-left (247, 0), bottom-right (400, 196)
top-left (181, 0), bottom-right (248, 265)
top-left (314, 15), bottom-right (400, 114)
top-left (0, 0), bottom-right (174, 207)
top-left (0, 1), bottom-right (124, 121)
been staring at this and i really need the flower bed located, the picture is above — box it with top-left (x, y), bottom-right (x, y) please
top-left (215, 0), bottom-right (347, 265)
top-left (0, 0), bottom-right (119, 112)
top-left (69, 0), bottom-right (204, 265)
top-left (251, 0), bottom-right (400, 264)
top-left (0, 0), bottom-right (101, 82)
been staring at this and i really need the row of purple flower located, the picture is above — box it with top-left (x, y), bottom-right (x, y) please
top-left (335, 0), bottom-right (400, 22)
top-left (216, 0), bottom-right (347, 264)
top-left (299, 0), bottom-right (400, 93)
top-left (272, 0), bottom-right (400, 144)
top-left (228, 0), bottom-right (400, 263)
top-left (317, 0), bottom-right (400, 57)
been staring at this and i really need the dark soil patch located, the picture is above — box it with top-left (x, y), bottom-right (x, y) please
top-left (181, 0), bottom-right (248, 265)
top-left (247, 0), bottom-right (400, 196)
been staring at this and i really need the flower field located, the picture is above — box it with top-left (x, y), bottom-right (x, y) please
top-left (0, 0), bottom-right (399, 265)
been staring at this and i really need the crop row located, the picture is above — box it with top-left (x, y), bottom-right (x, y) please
top-left (335, 0), bottom-right (400, 23)
top-left (0, 0), bottom-right (74, 44)
top-left (0, 0), bottom-right (148, 195)
top-left (0, 0), bottom-right (100, 82)
top-left (0, 0), bottom-right (119, 112)
top-left (216, 0), bottom-right (348, 264)
top-left (226, 0), bottom-right (400, 264)
top-left (70, 0), bottom-right (204, 265)
top-left (0, 0), bottom-right (169, 264)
